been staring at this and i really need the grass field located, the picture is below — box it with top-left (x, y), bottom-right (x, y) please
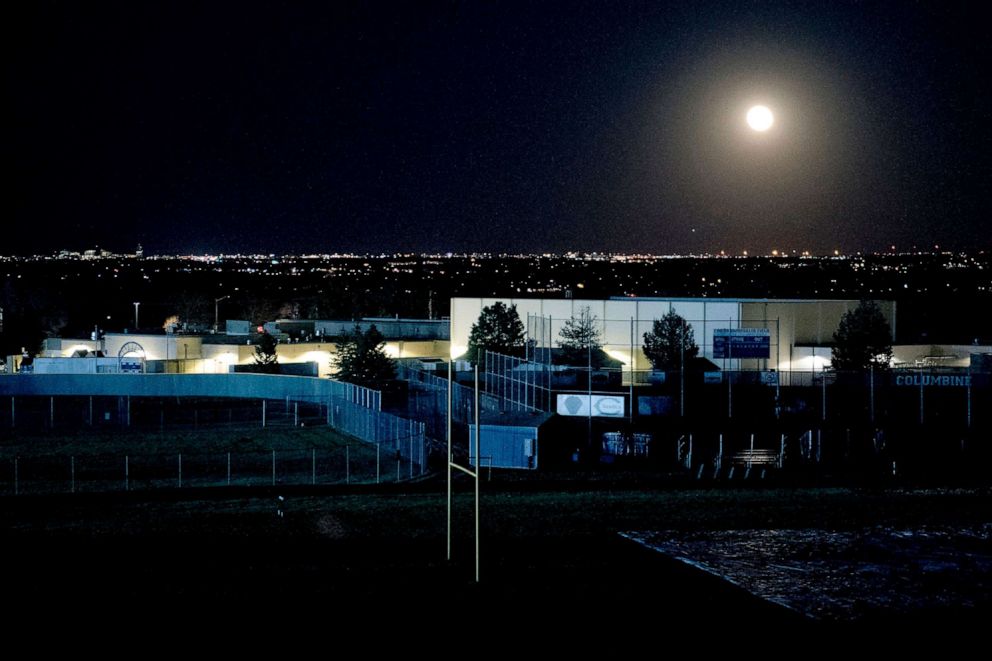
top-left (4, 483), bottom-right (990, 629)
top-left (0, 425), bottom-right (394, 495)
top-left (0, 424), bottom-right (359, 458)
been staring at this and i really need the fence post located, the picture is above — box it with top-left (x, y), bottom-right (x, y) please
top-left (14, 456), bottom-right (19, 496)
top-left (127, 396), bottom-right (131, 427)
top-left (125, 455), bottom-right (129, 491)
top-left (773, 369), bottom-right (781, 419)
top-left (821, 366), bottom-right (827, 421)
top-left (409, 435), bottom-right (413, 480)
top-left (178, 453), bottom-right (183, 488)
top-left (271, 450), bottom-right (276, 486)
top-left (346, 445), bottom-right (350, 484)
top-left (227, 452), bottom-right (231, 486)
top-left (728, 370), bottom-right (733, 418)
top-left (89, 396), bottom-right (93, 426)
top-left (262, 400), bottom-right (267, 428)
top-left (779, 433), bottom-right (785, 468)
top-left (71, 455), bottom-right (75, 494)
top-left (630, 316), bottom-right (635, 423)
top-left (376, 443), bottom-right (380, 484)
top-left (50, 396), bottom-right (55, 428)
top-left (447, 358), bottom-right (453, 561)
top-left (919, 368), bottom-right (925, 425)
top-left (475, 362), bottom-right (481, 583)
top-left (716, 433), bottom-right (722, 468)
top-left (311, 448), bottom-right (316, 485)
top-left (967, 377), bottom-right (972, 428)
top-left (295, 402), bottom-right (299, 428)
top-left (869, 365), bottom-right (875, 424)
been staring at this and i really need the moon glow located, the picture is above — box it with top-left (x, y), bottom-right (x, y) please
top-left (746, 105), bottom-right (774, 131)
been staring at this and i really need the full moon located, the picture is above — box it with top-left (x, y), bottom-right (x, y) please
top-left (746, 105), bottom-right (774, 131)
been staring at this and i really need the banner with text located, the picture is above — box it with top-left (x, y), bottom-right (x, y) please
top-left (713, 328), bottom-right (771, 359)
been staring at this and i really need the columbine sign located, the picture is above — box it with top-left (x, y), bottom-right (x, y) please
top-left (895, 374), bottom-right (971, 387)
top-left (713, 329), bottom-right (771, 359)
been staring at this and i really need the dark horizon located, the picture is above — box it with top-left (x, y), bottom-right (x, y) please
top-left (7, 1), bottom-right (992, 256)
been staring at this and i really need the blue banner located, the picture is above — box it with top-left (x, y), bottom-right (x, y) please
top-left (713, 329), bottom-right (770, 359)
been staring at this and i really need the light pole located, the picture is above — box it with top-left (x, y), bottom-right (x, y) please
top-left (214, 295), bottom-right (230, 333)
top-left (133, 302), bottom-right (140, 330)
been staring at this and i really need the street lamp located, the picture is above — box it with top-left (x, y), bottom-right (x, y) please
top-left (133, 302), bottom-right (140, 329)
top-left (214, 295), bottom-right (230, 333)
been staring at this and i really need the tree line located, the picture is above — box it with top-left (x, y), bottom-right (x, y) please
top-left (465, 300), bottom-right (892, 372)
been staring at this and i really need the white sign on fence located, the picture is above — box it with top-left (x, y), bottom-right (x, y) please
top-left (556, 394), bottom-right (625, 418)
top-left (703, 371), bottom-right (722, 384)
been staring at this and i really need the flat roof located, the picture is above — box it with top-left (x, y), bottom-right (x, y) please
top-left (608, 296), bottom-right (890, 304)
top-left (477, 410), bottom-right (554, 427)
top-left (452, 295), bottom-right (892, 304)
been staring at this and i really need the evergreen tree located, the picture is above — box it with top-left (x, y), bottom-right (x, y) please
top-left (465, 302), bottom-right (525, 364)
top-left (334, 324), bottom-right (397, 389)
top-left (253, 330), bottom-right (279, 373)
top-left (831, 300), bottom-right (893, 371)
top-left (557, 306), bottom-right (607, 367)
top-left (642, 311), bottom-right (699, 370)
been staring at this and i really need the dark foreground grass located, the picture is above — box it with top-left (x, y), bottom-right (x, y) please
top-left (3, 485), bottom-right (991, 631)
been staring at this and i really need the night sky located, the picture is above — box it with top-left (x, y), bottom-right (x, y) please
top-left (6, 1), bottom-right (991, 255)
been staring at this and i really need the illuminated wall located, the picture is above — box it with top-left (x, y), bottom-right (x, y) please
top-left (41, 339), bottom-right (101, 358)
top-left (103, 333), bottom-right (203, 362)
top-left (450, 296), bottom-right (894, 373)
top-left (451, 297), bottom-right (740, 370)
top-left (31, 335), bottom-right (450, 376)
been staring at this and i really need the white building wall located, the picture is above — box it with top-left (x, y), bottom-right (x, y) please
top-left (450, 296), bottom-right (894, 373)
top-left (103, 334), bottom-right (203, 362)
top-left (450, 297), bottom-right (743, 369)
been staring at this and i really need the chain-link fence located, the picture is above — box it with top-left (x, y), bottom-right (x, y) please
top-left (641, 422), bottom-right (991, 480)
top-left (526, 312), bottom-right (786, 370)
top-left (397, 357), bottom-right (556, 472)
top-left (0, 393), bottom-right (429, 489)
top-left (0, 395), bottom-right (333, 431)
top-left (0, 443), bottom-right (419, 496)
top-left (476, 356), bottom-right (988, 430)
